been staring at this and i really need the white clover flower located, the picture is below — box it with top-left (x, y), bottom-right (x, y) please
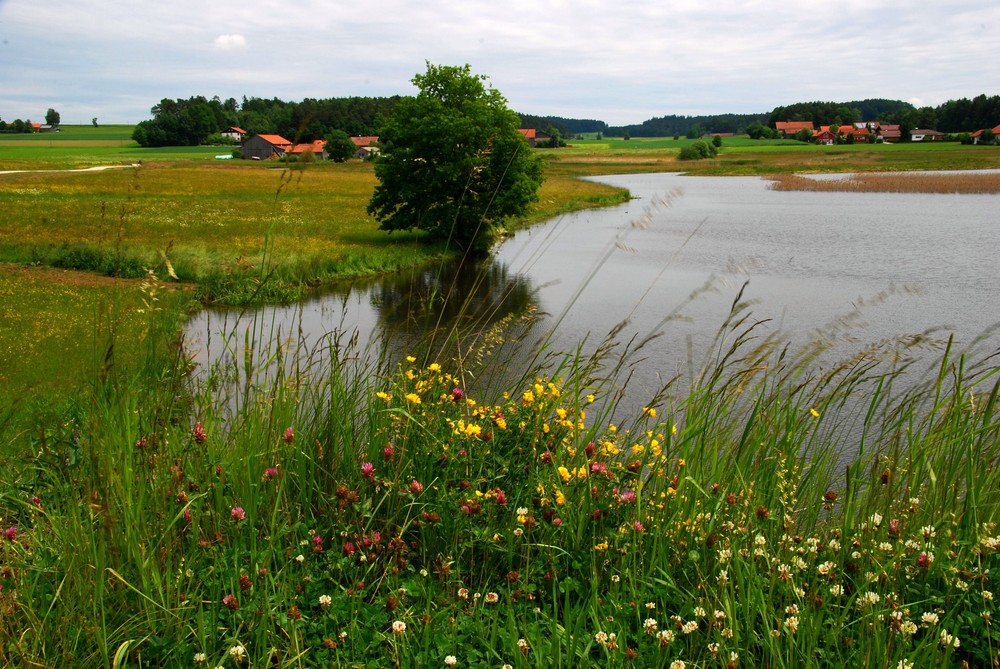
top-left (194, 653), bottom-right (207, 663)
top-left (444, 655), bottom-right (457, 666)
top-left (897, 660), bottom-right (913, 669)
top-left (295, 554), bottom-right (305, 563)
top-left (785, 616), bottom-right (799, 634)
top-left (319, 594), bottom-right (332, 607)
top-left (669, 660), bottom-right (686, 669)
top-left (644, 618), bottom-right (658, 633)
top-left (392, 620), bottom-right (407, 635)
top-left (645, 601), bottom-right (656, 609)
top-left (830, 584), bottom-right (844, 596)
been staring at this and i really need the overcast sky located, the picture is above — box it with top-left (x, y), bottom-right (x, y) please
top-left (1, 0), bottom-right (996, 126)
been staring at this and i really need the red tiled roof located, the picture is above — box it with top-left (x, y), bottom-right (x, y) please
top-left (228, 126), bottom-right (247, 134)
top-left (350, 136), bottom-right (379, 147)
top-left (257, 134), bottom-right (292, 148)
top-left (517, 128), bottom-right (536, 139)
top-left (775, 121), bottom-right (814, 132)
top-left (290, 140), bottom-right (327, 154)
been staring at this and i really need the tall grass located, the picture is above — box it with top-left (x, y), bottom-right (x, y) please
top-left (2, 276), bottom-right (998, 667)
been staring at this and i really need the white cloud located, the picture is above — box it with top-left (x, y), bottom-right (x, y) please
top-left (213, 34), bottom-right (247, 51)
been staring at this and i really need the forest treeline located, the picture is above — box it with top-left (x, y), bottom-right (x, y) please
top-left (120, 92), bottom-right (1000, 147)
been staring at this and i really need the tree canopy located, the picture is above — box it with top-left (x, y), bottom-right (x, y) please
top-left (367, 63), bottom-right (544, 255)
top-left (45, 108), bottom-right (60, 126)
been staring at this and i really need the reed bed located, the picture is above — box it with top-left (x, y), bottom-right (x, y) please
top-left (769, 171), bottom-right (1000, 194)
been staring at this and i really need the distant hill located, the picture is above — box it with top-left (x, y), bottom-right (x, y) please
top-left (517, 114), bottom-right (608, 137)
top-left (607, 113), bottom-right (770, 138)
top-left (768, 99), bottom-right (915, 126)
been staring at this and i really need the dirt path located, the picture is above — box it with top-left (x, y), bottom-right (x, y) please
top-left (0, 163), bottom-right (140, 176)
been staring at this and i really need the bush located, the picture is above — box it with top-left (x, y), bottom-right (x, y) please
top-left (678, 140), bottom-right (718, 160)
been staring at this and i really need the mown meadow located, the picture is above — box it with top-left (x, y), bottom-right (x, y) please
top-left (1, 130), bottom-right (1000, 667)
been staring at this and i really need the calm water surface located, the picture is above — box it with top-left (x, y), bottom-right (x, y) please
top-left (185, 172), bottom-right (1000, 413)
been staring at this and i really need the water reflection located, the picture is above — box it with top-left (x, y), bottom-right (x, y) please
top-left (185, 171), bottom-right (1000, 423)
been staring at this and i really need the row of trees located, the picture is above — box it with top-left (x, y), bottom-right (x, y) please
top-left (608, 112), bottom-right (769, 138)
top-left (131, 95), bottom-right (605, 149)
top-left (131, 95), bottom-right (405, 148)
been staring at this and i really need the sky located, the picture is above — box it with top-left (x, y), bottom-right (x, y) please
top-left (1, 0), bottom-right (997, 127)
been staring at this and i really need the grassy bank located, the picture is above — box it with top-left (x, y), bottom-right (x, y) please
top-left (1, 297), bottom-right (998, 667)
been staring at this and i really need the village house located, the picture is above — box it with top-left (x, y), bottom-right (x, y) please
top-left (517, 128), bottom-right (537, 147)
top-left (910, 128), bottom-right (944, 142)
top-left (288, 139), bottom-right (328, 160)
top-left (873, 123), bottom-right (902, 142)
top-left (775, 121), bottom-right (815, 138)
top-left (240, 134), bottom-right (292, 160)
top-left (351, 136), bottom-right (380, 159)
top-left (812, 127), bottom-right (837, 145)
top-left (222, 126), bottom-right (247, 141)
top-left (969, 124), bottom-right (1000, 144)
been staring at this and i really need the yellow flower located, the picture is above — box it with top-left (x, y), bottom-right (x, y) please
top-left (465, 423), bottom-right (482, 438)
top-left (810, 407), bottom-right (820, 418)
top-left (554, 489), bottom-right (566, 506)
top-left (672, 423), bottom-right (678, 435)
top-left (576, 465), bottom-right (588, 479)
top-left (556, 407), bottom-right (567, 420)
top-left (404, 393), bottom-right (422, 404)
top-left (643, 407), bottom-right (657, 418)
top-left (522, 390), bottom-right (535, 405)
top-left (595, 541), bottom-right (610, 552)
top-left (406, 356), bottom-right (416, 363)
top-left (558, 466), bottom-right (572, 483)
top-left (586, 394), bottom-right (596, 404)
top-left (428, 363), bottom-right (441, 372)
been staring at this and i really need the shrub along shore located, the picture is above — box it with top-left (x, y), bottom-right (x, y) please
top-left (1, 134), bottom-right (1000, 666)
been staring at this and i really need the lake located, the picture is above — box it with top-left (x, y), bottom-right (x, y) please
top-left (184, 172), bottom-right (1000, 419)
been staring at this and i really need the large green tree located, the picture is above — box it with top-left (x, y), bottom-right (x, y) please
top-left (367, 63), bottom-right (543, 254)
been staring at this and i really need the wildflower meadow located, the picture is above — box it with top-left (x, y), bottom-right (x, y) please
top-left (1, 293), bottom-right (998, 668)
